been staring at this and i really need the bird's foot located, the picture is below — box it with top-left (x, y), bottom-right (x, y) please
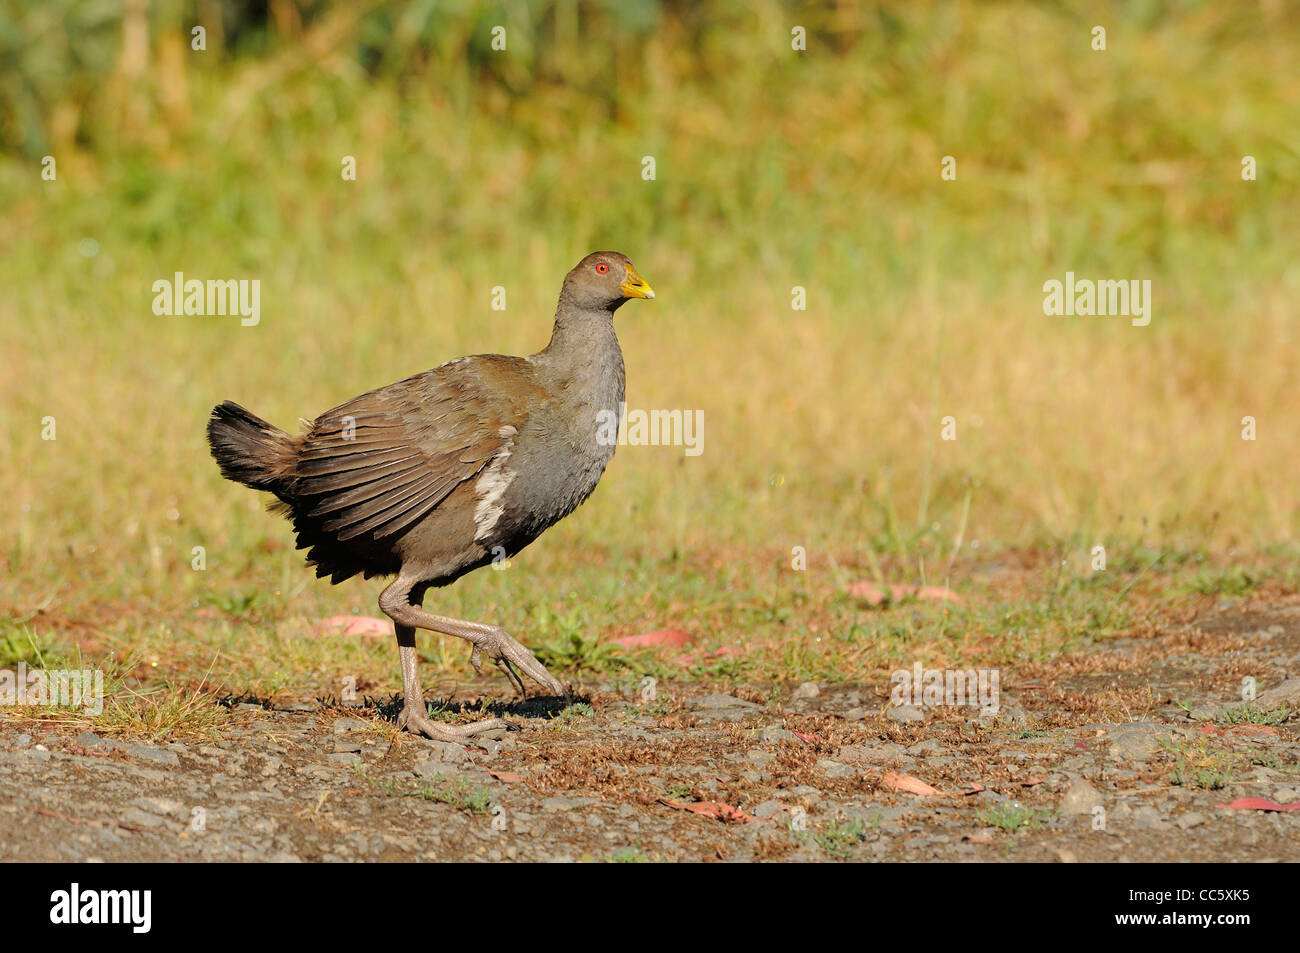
top-left (470, 627), bottom-right (568, 699)
top-left (398, 705), bottom-right (513, 741)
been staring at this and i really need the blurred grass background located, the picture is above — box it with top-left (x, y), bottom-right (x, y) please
top-left (1, 1), bottom-right (1299, 695)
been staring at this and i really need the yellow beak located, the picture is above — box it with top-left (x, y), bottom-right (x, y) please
top-left (620, 265), bottom-right (655, 300)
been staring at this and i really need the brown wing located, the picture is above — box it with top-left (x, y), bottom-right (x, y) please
top-left (291, 357), bottom-right (528, 542)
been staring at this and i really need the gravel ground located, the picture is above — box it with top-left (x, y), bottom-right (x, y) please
top-left (3, 601), bottom-right (1298, 862)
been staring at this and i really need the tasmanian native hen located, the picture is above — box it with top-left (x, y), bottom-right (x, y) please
top-left (206, 252), bottom-right (654, 739)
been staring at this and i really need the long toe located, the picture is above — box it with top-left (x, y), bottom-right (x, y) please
top-left (445, 717), bottom-right (515, 738)
top-left (519, 659), bottom-right (566, 698)
top-left (399, 706), bottom-right (513, 741)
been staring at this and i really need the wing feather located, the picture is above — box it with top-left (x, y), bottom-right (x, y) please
top-left (287, 357), bottom-right (543, 548)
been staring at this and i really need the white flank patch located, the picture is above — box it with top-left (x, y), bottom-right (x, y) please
top-left (473, 426), bottom-right (518, 541)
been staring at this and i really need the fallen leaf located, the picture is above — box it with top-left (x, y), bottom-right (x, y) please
top-left (611, 628), bottom-right (694, 649)
top-left (882, 771), bottom-right (946, 796)
top-left (1021, 777), bottom-right (1044, 787)
top-left (1219, 798), bottom-right (1300, 812)
top-left (1227, 724), bottom-right (1280, 737)
top-left (65, 746), bottom-right (109, 758)
top-left (487, 770), bottom-right (526, 783)
top-left (314, 615), bottom-right (393, 638)
top-left (658, 799), bottom-right (755, 823)
top-left (672, 645), bottom-right (743, 666)
top-left (1202, 724), bottom-right (1280, 738)
top-left (789, 728), bottom-right (823, 743)
top-left (847, 582), bottom-right (961, 606)
top-left (961, 783), bottom-right (987, 796)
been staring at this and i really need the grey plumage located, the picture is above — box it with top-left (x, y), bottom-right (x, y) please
top-left (206, 251), bottom-right (655, 739)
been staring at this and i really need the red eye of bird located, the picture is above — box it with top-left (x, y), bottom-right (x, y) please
top-left (595, 262), bottom-right (609, 274)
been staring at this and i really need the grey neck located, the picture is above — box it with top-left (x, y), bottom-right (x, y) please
top-left (531, 309), bottom-right (626, 415)
top-left (534, 308), bottom-right (620, 366)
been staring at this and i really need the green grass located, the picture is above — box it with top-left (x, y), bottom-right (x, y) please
top-left (1170, 764), bottom-right (1234, 791)
top-left (1219, 704), bottom-right (1291, 727)
top-left (1250, 750), bottom-right (1300, 774)
top-left (1166, 738), bottom-right (1238, 790)
top-left (534, 630), bottom-right (629, 676)
top-left (557, 702), bottom-right (595, 720)
top-left (415, 778), bottom-right (494, 814)
top-left (0, 624), bottom-right (71, 670)
top-left (1185, 569), bottom-right (1263, 598)
top-left (2, 2), bottom-right (1299, 705)
top-left (604, 847), bottom-right (653, 863)
top-left (814, 818), bottom-right (871, 859)
top-left (663, 781), bottom-right (694, 801)
top-left (977, 803), bottom-right (1050, 834)
top-left (629, 697), bottom-right (673, 719)
top-left (360, 767), bottom-right (494, 815)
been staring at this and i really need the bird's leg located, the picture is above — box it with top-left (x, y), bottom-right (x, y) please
top-left (392, 622), bottom-right (514, 740)
top-left (380, 576), bottom-right (567, 713)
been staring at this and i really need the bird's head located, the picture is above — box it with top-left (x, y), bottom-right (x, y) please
top-left (561, 251), bottom-right (655, 313)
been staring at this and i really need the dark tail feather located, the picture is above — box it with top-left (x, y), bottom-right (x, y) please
top-left (207, 400), bottom-right (295, 491)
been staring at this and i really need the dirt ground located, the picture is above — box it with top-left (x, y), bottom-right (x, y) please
top-left (3, 598), bottom-right (1298, 863)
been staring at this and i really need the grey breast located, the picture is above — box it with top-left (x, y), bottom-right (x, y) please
top-left (477, 349), bottom-right (625, 551)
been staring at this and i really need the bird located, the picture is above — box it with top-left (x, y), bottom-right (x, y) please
top-left (206, 251), bottom-right (654, 740)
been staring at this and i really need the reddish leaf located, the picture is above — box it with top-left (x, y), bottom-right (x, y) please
top-left (659, 799), bottom-right (755, 823)
top-left (1227, 725), bottom-right (1280, 737)
top-left (1203, 724), bottom-right (1280, 738)
top-left (314, 615), bottom-right (393, 638)
top-left (847, 582), bottom-right (961, 606)
top-left (790, 728), bottom-right (823, 743)
top-left (66, 746), bottom-right (109, 758)
top-left (1219, 798), bottom-right (1300, 812)
top-left (487, 770), bottom-right (526, 783)
top-left (611, 629), bottom-right (694, 649)
top-left (882, 771), bottom-right (946, 796)
top-left (673, 645), bottom-right (743, 666)
top-left (961, 783), bottom-right (987, 796)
